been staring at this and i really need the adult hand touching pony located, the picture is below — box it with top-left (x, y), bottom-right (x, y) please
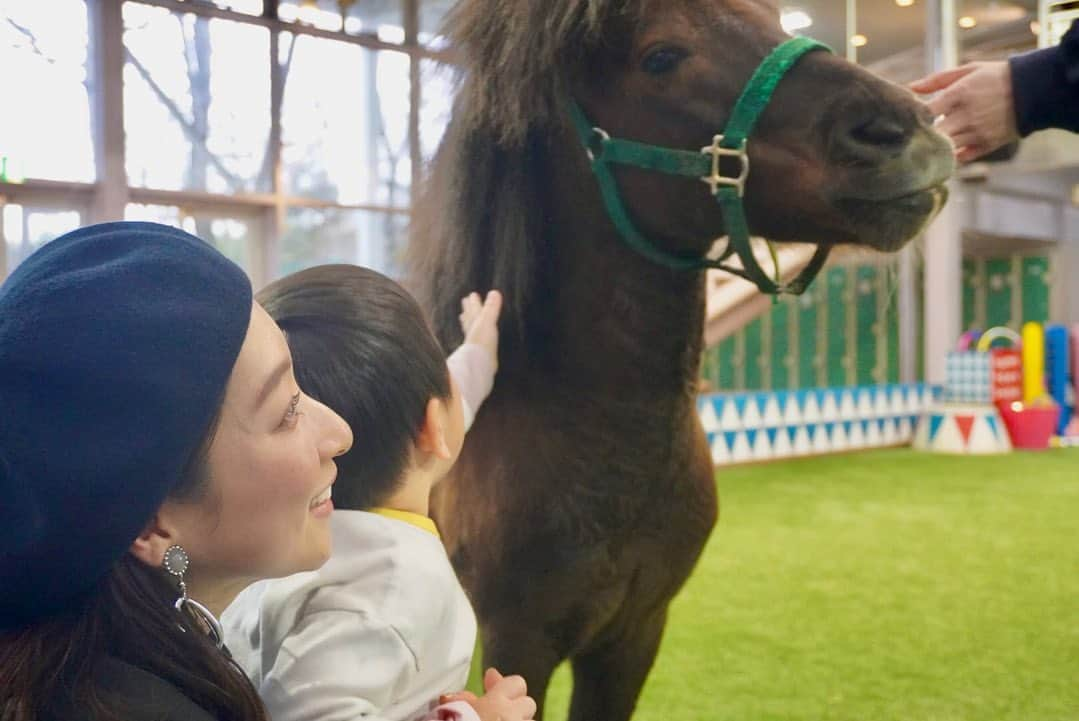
top-left (912, 19), bottom-right (1079, 163)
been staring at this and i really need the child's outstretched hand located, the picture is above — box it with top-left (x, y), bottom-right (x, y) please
top-left (440, 668), bottom-right (536, 721)
top-left (459, 290), bottom-right (502, 372)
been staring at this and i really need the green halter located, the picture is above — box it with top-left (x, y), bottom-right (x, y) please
top-left (569, 36), bottom-right (832, 295)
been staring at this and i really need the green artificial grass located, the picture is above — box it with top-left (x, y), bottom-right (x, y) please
top-left (476, 448), bottom-right (1079, 721)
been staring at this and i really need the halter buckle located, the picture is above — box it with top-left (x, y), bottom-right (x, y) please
top-left (585, 127), bottom-right (611, 163)
top-left (700, 136), bottom-right (749, 197)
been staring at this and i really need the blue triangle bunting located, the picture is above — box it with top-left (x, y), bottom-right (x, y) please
top-left (766, 427), bottom-right (779, 445)
top-left (923, 414), bottom-right (940, 442)
top-left (745, 428), bottom-right (758, 447)
top-left (724, 431), bottom-right (738, 451)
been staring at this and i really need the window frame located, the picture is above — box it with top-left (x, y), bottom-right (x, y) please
top-left (0, 0), bottom-right (450, 287)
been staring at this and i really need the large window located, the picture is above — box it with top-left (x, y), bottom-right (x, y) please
top-left (280, 34), bottom-right (410, 207)
top-left (280, 206), bottom-right (408, 277)
top-left (419, 58), bottom-right (454, 161)
top-left (123, 3), bottom-right (272, 193)
top-left (0, 0), bottom-right (454, 286)
top-left (278, 0), bottom-right (402, 40)
top-left (0, 0), bottom-right (95, 183)
top-left (125, 202), bottom-right (258, 269)
top-left (2, 204), bottom-right (84, 274)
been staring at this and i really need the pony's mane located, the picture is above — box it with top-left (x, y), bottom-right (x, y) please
top-left (443, 0), bottom-right (636, 144)
top-left (409, 0), bottom-right (644, 357)
top-left (407, 108), bottom-right (553, 359)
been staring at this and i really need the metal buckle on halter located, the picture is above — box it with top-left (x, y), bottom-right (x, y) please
top-left (585, 127), bottom-right (611, 163)
top-left (700, 135), bottom-right (749, 197)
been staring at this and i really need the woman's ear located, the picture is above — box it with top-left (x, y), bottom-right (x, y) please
top-left (128, 511), bottom-right (181, 569)
top-left (415, 397), bottom-right (453, 461)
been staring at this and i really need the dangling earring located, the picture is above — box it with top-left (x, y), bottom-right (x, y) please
top-left (162, 544), bottom-right (224, 649)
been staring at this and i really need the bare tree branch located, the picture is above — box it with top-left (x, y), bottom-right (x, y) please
top-left (124, 47), bottom-right (246, 191)
top-left (5, 18), bottom-right (55, 63)
top-left (257, 31), bottom-right (298, 190)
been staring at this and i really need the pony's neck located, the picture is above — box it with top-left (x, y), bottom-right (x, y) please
top-left (531, 128), bottom-right (707, 395)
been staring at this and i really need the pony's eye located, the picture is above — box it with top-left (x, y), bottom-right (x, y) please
top-left (641, 47), bottom-right (687, 75)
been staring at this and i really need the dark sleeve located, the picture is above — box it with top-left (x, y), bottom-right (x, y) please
top-left (94, 658), bottom-right (220, 721)
top-left (1008, 19), bottom-right (1079, 136)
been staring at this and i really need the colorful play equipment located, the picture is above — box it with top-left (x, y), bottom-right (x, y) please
top-left (956, 329), bottom-right (982, 352)
top-left (1021, 322), bottom-right (1045, 403)
top-left (1045, 325), bottom-right (1071, 434)
top-left (911, 402), bottom-right (1011, 454)
top-left (697, 322), bottom-right (1077, 465)
top-left (918, 323), bottom-right (1073, 454)
top-left (975, 326), bottom-right (1021, 351)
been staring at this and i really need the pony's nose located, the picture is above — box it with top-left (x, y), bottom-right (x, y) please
top-left (831, 114), bottom-right (913, 164)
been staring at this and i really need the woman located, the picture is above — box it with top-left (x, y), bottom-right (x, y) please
top-left (0, 221), bottom-right (354, 721)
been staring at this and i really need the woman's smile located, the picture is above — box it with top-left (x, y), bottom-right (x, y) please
top-left (309, 483), bottom-right (334, 518)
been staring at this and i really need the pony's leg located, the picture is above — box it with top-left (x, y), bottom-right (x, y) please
top-left (481, 622), bottom-right (564, 721)
top-left (566, 609), bottom-right (668, 721)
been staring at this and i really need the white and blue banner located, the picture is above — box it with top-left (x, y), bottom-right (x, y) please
top-left (697, 384), bottom-right (943, 465)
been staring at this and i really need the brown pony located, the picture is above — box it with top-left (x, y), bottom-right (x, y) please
top-left (409, 2), bottom-right (953, 719)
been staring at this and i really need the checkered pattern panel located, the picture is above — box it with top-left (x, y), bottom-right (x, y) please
top-left (944, 352), bottom-right (991, 403)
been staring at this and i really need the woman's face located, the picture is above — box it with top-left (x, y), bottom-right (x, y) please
top-left (160, 303), bottom-right (352, 596)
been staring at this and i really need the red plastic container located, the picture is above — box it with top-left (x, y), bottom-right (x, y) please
top-left (995, 401), bottom-right (1060, 450)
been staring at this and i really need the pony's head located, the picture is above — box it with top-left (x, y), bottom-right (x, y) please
top-left (446, 0), bottom-right (954, 256)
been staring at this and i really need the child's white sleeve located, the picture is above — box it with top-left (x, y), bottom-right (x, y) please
top-left (446, 343), bottom-right (497, 432)
top-left (258, 609), bottom-right (416, 721)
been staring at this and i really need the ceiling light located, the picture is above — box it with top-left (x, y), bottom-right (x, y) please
top-left (958, 16), bottom-right (977, 29)
top-left (780, 9), bottom-right (813, 34)
top-left (851, 34), bottom-right (868, 48)
top-left (895, 0), bottom-right (914, 6)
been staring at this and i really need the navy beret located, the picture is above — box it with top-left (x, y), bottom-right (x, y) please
top-left (0, 222), bottom-right (252, 630)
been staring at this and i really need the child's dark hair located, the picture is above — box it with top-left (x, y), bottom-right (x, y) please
top-left (257, 265), bottom-right (451, 511)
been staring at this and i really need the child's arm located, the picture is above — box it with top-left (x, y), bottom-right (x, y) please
top-left (258, 610), bottom-right (423, 721)
top-left (257, 610), bottom-right (524, 721)
top-left (448, 291), bottom-right (502, 431)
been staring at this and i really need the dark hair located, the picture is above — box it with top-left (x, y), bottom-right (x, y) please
top-left (258, 264), bottom-right (451, 511)
top-left (0, 409), bottom-right (270, 721)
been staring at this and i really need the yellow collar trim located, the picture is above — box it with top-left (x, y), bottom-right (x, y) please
top-left (370, 508), bottom-right (440, 538)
